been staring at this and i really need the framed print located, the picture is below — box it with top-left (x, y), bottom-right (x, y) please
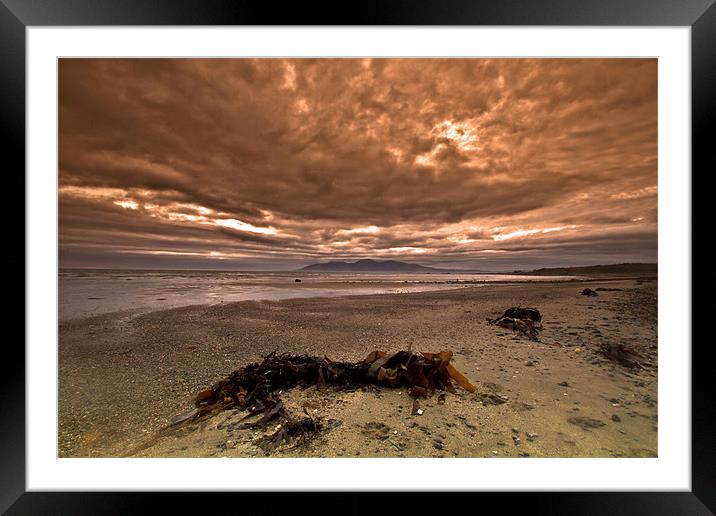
top-left (4, 0), bottom-right (710, 513)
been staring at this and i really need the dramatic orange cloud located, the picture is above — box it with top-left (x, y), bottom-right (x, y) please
top-left (59, 58), bottom-right (657, 270)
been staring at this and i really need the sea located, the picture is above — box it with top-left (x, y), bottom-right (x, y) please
top-left (58, 269), bottom-right (579, 321)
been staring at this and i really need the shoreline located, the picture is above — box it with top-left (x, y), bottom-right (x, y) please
top-left (59, 277), bottom-right (657, 458)
top-left (59, 274), bottom-right (656, 323)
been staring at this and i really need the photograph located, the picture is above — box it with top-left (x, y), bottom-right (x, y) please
top-left (57, 57), bottom-right (659, 459)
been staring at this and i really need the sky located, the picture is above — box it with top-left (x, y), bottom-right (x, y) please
top-left (59, 58), bottom-right (657, 271)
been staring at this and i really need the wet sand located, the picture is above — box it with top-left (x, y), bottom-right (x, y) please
top-left (58, 278), bottom-right (657, 458)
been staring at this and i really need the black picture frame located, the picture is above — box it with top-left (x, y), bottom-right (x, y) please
top-left (4, 0), bottom-right (710, 513)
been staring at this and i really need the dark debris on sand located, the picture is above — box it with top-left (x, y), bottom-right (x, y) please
top-left (171, 350), bottom-right (476, 449)
top-left (598, 342), bottom-right (648, 370)
top-left (488, 307), bottom-right (543, 341)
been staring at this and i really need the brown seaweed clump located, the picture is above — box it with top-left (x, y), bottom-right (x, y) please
top-left (488, 307), bottom-right (543, 341)
top-left (170, 350), bottom-right (476, 449)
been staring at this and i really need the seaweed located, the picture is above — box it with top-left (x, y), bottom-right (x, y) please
top-left (488, 307), bottom-right (543, 341)
top-left (171, 349), bottom-right (477, 448)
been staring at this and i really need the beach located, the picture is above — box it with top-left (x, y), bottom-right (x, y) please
top-left (58, 277), bottom-right (657, 458)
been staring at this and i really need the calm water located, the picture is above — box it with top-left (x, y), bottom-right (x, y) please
top-left (58, 269), bottom-right (579, 321)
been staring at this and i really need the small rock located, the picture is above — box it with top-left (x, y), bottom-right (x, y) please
top-left (511, 427), bottom-right (520, 434)
top-left (568, 416), bottom-right (606, 431)
top-left (433, 439), bottom-right (444, 450)
top-left (611, 414), bottom-right (621, 422)
top-left (581, 288), bottom-right (598, 296)
top-left (294, 278), bottom-right (302, 282)
top-left (477, 393), bottom-right (508, 405)
top-left (526, 432), bottom-right (538, 441)
top-left (558, 381), bottom-right (569, 387)
top-left (512, 436), bottom-right (521, 446)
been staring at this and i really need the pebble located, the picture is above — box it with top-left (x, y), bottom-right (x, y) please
top-left (611, 414), bottom-right (621, 422)
top-left (526, 433), bottom-right (538, 441)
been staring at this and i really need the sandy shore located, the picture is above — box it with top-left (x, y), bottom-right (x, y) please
top-left (58, 278), bottom-right (657, 458)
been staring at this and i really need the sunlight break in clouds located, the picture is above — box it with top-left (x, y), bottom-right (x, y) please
top-left (213, 218), bottom-right (278, 235)
top-left (491, 225), bottom-right (580, 241)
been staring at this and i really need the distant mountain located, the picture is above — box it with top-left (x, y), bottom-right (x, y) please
top-left (299, 259), bottom-right (441, 273)
top-left (514, 263), bottom-right (658, 276)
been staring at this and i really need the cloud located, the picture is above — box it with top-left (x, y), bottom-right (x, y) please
top-left (59, 58), bottom-right (657, 270)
